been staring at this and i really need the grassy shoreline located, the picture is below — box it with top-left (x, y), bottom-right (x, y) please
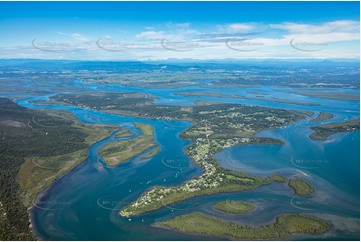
top-left (99, 123), bottom-right (158, 166)
top-left (155, 212), bottom-right (328, 240)
top-left (0, 98), bottom-right (118, 240)
top-left (213, 200), bottom-right (256, 214)
top-left (176, 91), bottom-right (319, 106)
top-left (18, 116), bottom-right (119, 208)
top-left (310, 119), bottom-right (360, 140)
top-left (288, 178), bottom-right (315, 196)
top-left (115, 128), bottom-right (134, 138)
top-left (280, 90), bottom-right (360, 101)
top-left (140, 146), bottom-right (161, 160)
top-left (310, 112), bottom-right (334, 122)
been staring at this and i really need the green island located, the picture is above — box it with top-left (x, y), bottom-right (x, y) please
top-left (49, 93), bottom-right (311, 217)
top-left (213, 200), bottom-right (255, 214)
top-left (310, 119), bottom-right (360, 140)
top-left (268, 174), bottom-right (287, 183)
top-left (288, 178), bottom-right (315, 196)
top-left (175, 91), bottom-right (245, 99)
top-left (244, 96), bottom-right (319, 106)
top-left (115, 128), bottom-right (134, 138)
top-left (99, 123), bottom-right (158, 166)
top-left (280, 90), bottom-right (360, 101)
top-left (310, 112), bottom-right (334, 122)
top-left (140, 146), bottom-right (161, 160)
top-left (155, 212), bottom-right (328, 240)
top-left (0, 98), bottom-right (118, 240)
top-left (176, 91), bottom-right (319, 106)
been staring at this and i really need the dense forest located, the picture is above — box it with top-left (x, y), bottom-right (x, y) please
top-left (0, 98), bottom-right (88, 240)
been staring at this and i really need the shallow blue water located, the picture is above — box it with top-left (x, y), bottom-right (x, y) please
top-left (3, 81), bottom-right (360, 240)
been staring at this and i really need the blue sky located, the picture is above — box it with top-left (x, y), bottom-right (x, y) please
top-left (0, 1), bottom-right (359, 60)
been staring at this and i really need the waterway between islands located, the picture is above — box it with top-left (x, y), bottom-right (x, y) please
top-left (11, 85), bottom-right (360, 240)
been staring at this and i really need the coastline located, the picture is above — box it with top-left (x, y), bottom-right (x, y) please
top-left (18, 92), bottom-right (358, 240)
top-left (118, 110), bottom-right (315, 217)
top-left (151, 223), bottom-right (231, 241)
top-left (153, 212), bottom-right (329, 240)
top-left (26, 126), bottom-right (120, 239)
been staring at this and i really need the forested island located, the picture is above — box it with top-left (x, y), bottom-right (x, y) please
top-left (155, 212), bottom-right (328, 240)
top-left (99, 123), bottom-right (159, 166)
top-left (174, 91), bottom-right (319, 106)
top-left (310, 119), bottom-right (360, 140)
top-left (281, 90), bottom-right (360, 101)
top-left (213, 200), bottom-right (255, 214)
top-left (288, 178), bottom-right (315, 196)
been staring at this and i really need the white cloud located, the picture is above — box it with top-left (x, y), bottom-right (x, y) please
top-left (1, 20), bottom-right (359, 60)
top-left (240, 20), bottom-right (360, 49)
top-left (70, 33), bottom-right (90, 42)
top-left (136, 31), bottom-right (166, 40)
top-left (270, 20), bottom-right (360, 34)
top-left (135, 26), bottom-right (199, 43)
top-left (217, 23), bottom-right (255, 33)
top-left (57, 32), bottom-right (90, 42)
top-left (228, 23), bottom-right (254, 32)
top-left (163, 22), bottom-right (200, 36)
